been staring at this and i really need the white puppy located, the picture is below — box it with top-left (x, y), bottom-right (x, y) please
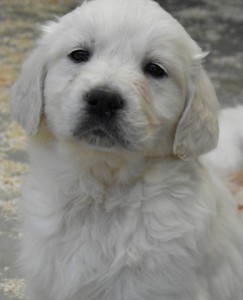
top-left (11, 0), bottom-right (243, 299)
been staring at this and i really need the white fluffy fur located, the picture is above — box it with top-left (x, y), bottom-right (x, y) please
top-left (10, 0), bottom-right (243, 299)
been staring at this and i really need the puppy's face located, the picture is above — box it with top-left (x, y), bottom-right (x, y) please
top-left (44, 0), bottom-right (187, 153)
top-left (11, 0), bottom-right (219, 159)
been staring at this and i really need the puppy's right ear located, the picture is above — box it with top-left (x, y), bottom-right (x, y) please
top-left (10, 46), bottom-right (46, 135)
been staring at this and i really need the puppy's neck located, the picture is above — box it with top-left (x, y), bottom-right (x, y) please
top-left (28, 135), bottom-right (180, 206)
top-left (66, 142), bottom-right (150, 189)
top-left (31, 121), bottom-right (179, 190)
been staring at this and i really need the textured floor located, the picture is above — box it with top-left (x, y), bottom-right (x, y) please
top-left (0, 0), bottom-right (242, 299)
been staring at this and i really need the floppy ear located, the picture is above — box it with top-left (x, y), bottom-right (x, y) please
top-left (173, 57), bottom-right (219, 160)
top-left (10, 47), bottom-right (46, 135)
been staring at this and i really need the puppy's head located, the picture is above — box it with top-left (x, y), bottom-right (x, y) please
top-left (11, 0), bottom-right (219, 160)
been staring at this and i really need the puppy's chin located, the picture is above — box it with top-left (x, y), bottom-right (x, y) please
top-left (80, 130), bottom-right (121, 149)
top-left (72, 126), bottom-right (132, 152)
top-left (72, 115), bottom-right (138, 152)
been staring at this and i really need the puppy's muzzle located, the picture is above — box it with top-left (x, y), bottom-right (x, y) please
top-left (73, 87), bottom-right (130, 149)
top-left (85, 88), bottom-right (125, 118)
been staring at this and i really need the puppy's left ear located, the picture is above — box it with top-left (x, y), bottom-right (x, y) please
top-left (10, 46), bottom-right (46, 135)
top-left (173, 54), bottom-right (219, 160)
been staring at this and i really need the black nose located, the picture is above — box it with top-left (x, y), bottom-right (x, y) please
top-left (85, 88), bottom-right (125, 117)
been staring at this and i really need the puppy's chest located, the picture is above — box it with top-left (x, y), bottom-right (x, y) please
top-left (48, 185), bottom-right (195, 273)
top-left (26, 168), bottom-right (203, 299)
top-left (56, 198), bottom-right (146, 267)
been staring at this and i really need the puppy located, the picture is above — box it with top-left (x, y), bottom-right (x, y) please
top-left (11, 0), bottom-right (243, 299)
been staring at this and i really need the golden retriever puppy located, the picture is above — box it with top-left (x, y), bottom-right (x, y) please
top-left (11, 0), bottom-right (243, 299)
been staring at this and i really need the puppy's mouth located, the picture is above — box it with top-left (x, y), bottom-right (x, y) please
top-left (73, 121), bottom-right (132, 150)
top-left (92, 128), bottom-right (108, 138)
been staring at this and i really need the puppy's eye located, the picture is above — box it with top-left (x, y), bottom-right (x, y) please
top-left (69, 49), bottom-right (90, 63)
top-left (144, 63), bottom-right (167, 79)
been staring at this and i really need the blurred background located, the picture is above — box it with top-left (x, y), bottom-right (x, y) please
top-left (0, 0), bottom-right (242, 299)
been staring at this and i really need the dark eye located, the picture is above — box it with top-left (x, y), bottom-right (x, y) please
top-left (144, 63), bottom-right (167, 78)
top-left (69, 49), bottom-right (90, 63)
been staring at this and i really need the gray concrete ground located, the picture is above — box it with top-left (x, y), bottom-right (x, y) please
top-left (0, 0), bottom-right (242, 299)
